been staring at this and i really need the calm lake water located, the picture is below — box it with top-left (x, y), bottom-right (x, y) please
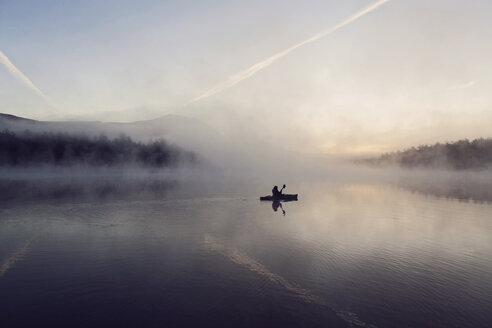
top-left (1, 174), bottom-right (492, 328)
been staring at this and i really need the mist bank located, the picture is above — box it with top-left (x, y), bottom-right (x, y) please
top-left (0, 112), bottom-right (222, 161)
top-left (0, 130), bottom-right (197, 168)
top-left (357, 138), bottom-right (492, 170)
top-left (3, 165), bottom-right (492, 207)
top-left (0, 176), bottom-right (177, 204)
top-left (0, 112), bottom-right (332, 176)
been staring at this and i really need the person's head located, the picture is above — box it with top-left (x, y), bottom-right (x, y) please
top-left (273, 185), bottom-right (278, 191)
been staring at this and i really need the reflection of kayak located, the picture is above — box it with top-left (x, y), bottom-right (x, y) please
top-left (260, 194), bottom-right (298, 201)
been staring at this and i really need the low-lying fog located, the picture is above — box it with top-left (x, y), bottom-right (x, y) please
top-left (2, 163), bottom-right (492, 206)
top-left (2, 111), bottom-right (492, 205)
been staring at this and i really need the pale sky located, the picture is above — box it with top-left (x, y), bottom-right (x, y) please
top-left (1, 0), bottom-right (491, 154)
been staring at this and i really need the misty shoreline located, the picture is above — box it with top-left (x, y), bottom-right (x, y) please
top-left (357, 138), bottom-right (492, 170)
top-left (0, 130), bottom-right (198, 169)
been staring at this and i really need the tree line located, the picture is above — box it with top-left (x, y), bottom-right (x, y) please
top-left (359, 138), bottom-right (492, 170)
top-left (0, 130), bottom-right (197, 167)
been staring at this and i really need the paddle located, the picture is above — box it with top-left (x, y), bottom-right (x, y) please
top-left (280, 184), bottom-right (286, 193)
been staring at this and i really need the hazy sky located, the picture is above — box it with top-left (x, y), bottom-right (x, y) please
top-left (1, 0), bottom-right (491, 154)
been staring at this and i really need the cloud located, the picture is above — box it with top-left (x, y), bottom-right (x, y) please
top-left (0, 50), bottom-right (57, 108)
top-left (190, 0), bottom-right (392, 104)
top-left (446, 80), bottom-right (477, 91)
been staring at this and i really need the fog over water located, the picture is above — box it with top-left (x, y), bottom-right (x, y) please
top-left (1, 123), bottom-right (492, 328)
top-left (1, 168), bottom-right (492, 328)
top-left (2, 0), bottom-right (492, 327)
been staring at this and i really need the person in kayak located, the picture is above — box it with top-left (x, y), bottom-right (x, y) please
top-left (272, 184), bottom-right (285, 199)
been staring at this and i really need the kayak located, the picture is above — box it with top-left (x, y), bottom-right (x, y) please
top-left (260, 194), bottom-right (298, 201)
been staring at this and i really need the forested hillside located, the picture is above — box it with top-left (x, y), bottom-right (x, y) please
top-left (360, 138), bottom-right (492, 170)
top-left (0, 130), bottom-right (197, 168)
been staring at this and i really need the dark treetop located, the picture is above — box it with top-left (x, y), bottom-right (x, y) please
top-left (0, 130), bottom-right (197, 168)
top-left (359, 138), bottom-right (492, 170)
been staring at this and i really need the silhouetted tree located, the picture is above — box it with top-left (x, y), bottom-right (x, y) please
top-left (0, 130), bottom-right (197, 168)
top-left (358, 138), bottom-right (492, 170)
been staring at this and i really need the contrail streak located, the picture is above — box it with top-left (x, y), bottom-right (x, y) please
top-left (0, 50), bottom-right (57, 108)
top-left (190, 0), bottom-right (391, 103)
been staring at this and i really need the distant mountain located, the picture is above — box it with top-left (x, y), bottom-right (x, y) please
top-left (0, 113), bottom-right (36, 123)
top-left (359, 138), bottom-right (492, 170)
top-left (0, 113), bottom-right (224, 161)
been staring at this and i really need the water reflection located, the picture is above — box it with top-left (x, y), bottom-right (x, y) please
top-left (272, 200), bottom-right (286, 215)
top-left (0, 177), bottom-right (178, 205)
top-left (394, 173), bottom-right (492, 204)
top-left (1, 177), bottom-right (492, 327)
top-left (0, 239), bottom-right (32, 278)
top-left (203, 233), bottom-right (374, 327)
